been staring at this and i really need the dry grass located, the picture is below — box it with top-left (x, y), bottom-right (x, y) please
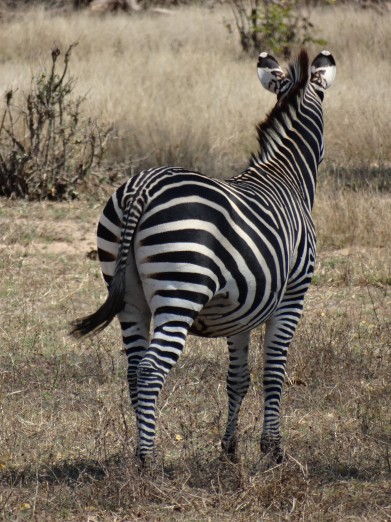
top-left (0, 195), bottom-right (390, 520)
top-left (0, 3), bottom-right (390, 521)
top-left (0, 5), bottom-right (389, 178)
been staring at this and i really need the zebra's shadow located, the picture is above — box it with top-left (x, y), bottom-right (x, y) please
top-left (0, 451), bottom-right (250, 491)
top-left (1, 450), bottom-right (377, 492)
top-left (0, 457), bottom-right (110, 488)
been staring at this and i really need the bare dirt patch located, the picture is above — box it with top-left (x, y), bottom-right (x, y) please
top-left (1, 204), bottom-right (97, 256)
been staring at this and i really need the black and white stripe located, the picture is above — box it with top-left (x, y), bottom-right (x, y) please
top-left (72, 49), bottom-right (336, 464)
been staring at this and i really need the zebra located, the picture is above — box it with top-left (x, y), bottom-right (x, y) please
top-left (71, 49), bottom-right (336, 465)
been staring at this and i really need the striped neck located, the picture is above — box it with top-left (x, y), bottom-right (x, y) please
top-left (250, 53), bottom-right (325, 210)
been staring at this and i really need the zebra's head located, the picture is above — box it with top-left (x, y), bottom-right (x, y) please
top-left (257, 49), bottom-right (336, 101)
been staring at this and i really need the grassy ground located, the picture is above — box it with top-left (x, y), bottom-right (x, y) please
top-left (0, 3), bottom-right (390, 521)
top-left (0, 190), bottom-right (390, 520)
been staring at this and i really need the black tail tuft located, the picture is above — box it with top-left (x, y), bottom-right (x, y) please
top-left (70, 268), bottom-right (126, 338)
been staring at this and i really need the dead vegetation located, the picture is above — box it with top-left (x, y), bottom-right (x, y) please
top-left (0, 44), bottom-right (111, 200)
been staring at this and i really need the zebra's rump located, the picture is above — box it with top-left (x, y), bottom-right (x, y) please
top-left (98, 167), bottom-right (314, 337)
top-left (129, 170), bottom-right (295, 336)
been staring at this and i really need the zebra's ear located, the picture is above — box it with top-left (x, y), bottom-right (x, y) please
top-left (257, 52), bottom-right (289, 95)
top-left (310, 51), bottom-right (336, 90)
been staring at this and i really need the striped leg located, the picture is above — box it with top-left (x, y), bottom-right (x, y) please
top-left (136, 320), bottom-right (190, 463)
top-left (117, 262), bottom-right (151, 415)
top-left (119, 311), bottom-right (150, 415)
top-left (261, 296), bottom-right (305, 463)
top-left (222, 331), bottom-right (251, 459)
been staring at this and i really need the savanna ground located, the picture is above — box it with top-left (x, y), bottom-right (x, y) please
top-left (0, 3), bottom-right (390, 521)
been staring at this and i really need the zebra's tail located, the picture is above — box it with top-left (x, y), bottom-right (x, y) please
top-left (70, 186), bottom-right (144, 339)
top-left (70, 266), bottom-right (126, 338)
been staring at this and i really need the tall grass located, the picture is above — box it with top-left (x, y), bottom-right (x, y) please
top-left (0, 5), bottom-right (389, 178)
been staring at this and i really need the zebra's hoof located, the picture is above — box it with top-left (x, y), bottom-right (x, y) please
top-left (137, 453), bottom-right (159, 475)
top-left (221, 438), bottom-right (238, 463)
top-left (137, 447), bottom-right (158, 470)
top-left (260, 435), bottom-right (284, 464)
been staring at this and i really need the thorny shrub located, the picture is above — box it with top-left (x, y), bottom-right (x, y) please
top-left (0, 44), bottom-right (111, 200)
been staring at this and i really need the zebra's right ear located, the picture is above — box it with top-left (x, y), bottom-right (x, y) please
top-left (257, 52), bottom-right (289, 95)
top-left (310, 50), bottom-right (336, 90)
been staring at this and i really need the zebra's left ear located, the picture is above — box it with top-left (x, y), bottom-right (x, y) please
top-left (310, 51), bottom-right (336, 90)
top-left (257, 52), bottom-right (290, 96)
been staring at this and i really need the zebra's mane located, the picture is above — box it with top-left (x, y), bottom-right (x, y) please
top-left (253, 49), bottom-right (310, 163)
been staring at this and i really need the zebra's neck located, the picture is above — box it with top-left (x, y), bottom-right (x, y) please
top-left (248, 82), bottom-right (324, 210)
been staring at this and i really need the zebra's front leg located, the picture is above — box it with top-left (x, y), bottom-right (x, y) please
top-left (222, 331), bottom-right (251, 461)
top-left (261, 306), bottom-right (303, 463)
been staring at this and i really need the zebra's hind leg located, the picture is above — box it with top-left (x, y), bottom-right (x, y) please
top-left (135, 320), bottom-right (191, 465)
top-left (117, 261), bottom-right (151, 454)
top-left (221, 331), bottom-right (251, 461)
top-left (118, 306), bottom-right (150, 416)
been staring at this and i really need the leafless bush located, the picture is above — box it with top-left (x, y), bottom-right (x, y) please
top-left (0, 44), bottom-right (111, 200)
